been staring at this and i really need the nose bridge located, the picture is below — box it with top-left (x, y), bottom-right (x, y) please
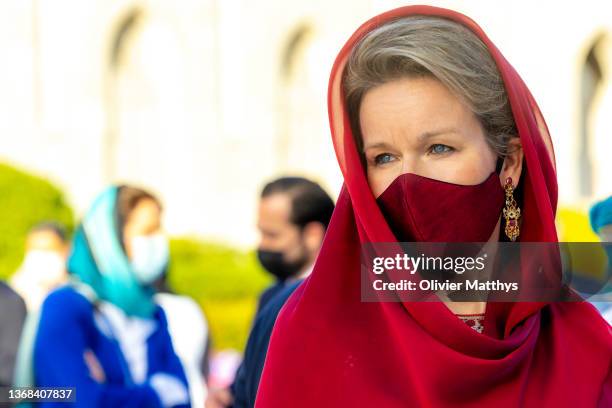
top-left (400, 153), bottom-right (417, 176)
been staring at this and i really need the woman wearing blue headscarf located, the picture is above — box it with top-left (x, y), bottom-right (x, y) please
top-left (591, 196), bottom-right (612, 243)
top-left (30, 185), bottom-right (190, 407)
top-left (590, 195), bottom-right (612, 323)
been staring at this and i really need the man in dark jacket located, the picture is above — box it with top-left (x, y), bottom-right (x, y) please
top-left (206, 177), bottom-right (334, 408)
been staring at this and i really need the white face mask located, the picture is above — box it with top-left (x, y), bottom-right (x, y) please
top-left (19, 250), bottom-right (66, 286)
top-left (599, 226), bottom-right (612, 243)
top-left (130, 233), bottom-right (169, 285)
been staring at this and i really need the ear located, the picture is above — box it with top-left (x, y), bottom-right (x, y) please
top-left (499, 137), bottom-right (523, 188)
top-left (302, 222), bottom-right (326, 255)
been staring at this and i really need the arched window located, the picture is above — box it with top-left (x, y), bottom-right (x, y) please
top-left (104, 9), bottom-right (141, 182)
top-left (276, 23), bottom-right (314, 170)
top-left (579, 33), bottom-right (611, 198)
top-left (276, 23), bottom-right (341, 189)
top-left (104, 9), bottom-right (188, 187)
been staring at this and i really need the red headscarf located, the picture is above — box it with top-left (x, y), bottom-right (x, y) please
top-left (256, 5), bottom-right (611, 407)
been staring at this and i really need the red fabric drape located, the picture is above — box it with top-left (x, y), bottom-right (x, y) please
top-left (256, 5), bottom-right (611, 407)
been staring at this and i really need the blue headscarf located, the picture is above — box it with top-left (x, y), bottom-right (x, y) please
top-left (589, 195), bottom-right (612, 234)
top-left (67, 186), bottom-right (157, 317)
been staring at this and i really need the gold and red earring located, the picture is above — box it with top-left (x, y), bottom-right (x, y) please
top-left (503, 177), bottom-right (521, 241)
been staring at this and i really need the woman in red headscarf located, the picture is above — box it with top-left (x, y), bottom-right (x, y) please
top-left (256, 5), bottom-right (611, 407)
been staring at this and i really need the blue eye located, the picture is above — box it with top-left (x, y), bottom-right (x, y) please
top-left (429, 144), bottom-right (453, 155)
top-left (374, 153), bottom-right (394, 165)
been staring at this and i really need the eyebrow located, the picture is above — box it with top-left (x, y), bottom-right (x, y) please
top-left (363, 127), bottom-right (460, 151)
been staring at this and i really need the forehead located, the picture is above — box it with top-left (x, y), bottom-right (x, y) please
top-left (127, 198), bottom-right (161, 224)
top-left (258, 193), bottom-right (292, 224)
top-left (26, 230), bottom-right (65, 251)
top-left (359, 76), bottom-right (477, 144)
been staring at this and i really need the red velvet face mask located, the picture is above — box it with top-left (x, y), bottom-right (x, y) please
top-left (376, 172), bottom-right (504, 242)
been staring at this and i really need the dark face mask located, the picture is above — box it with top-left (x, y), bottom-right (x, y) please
top-left (257, 248), bottom-right (309, 282)
top-left (376, 172), bottom-right (505, 242)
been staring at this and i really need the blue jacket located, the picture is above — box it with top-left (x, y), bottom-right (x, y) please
top-left (33, 286), bottom-right (190, 408)
top-left (231, 280), bottom-right (303, 407)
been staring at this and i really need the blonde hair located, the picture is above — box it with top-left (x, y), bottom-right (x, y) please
top-left (343, 16), bottom-right (517, 156)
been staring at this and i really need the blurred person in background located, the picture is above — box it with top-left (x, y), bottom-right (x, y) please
top-left (0, 281), bottom-right (26, 395)
top-left (155, 270), bottom-right (211, 408)
top-left (15, 185), bottom-right (190, 408)
top-left (11, 222), bottom-right (69, 312)
top-left (254, 177), bottom-right (335, 317)
top-left (589, 195), bottom-right (612, 323)
top-left (206, 177), bottom-right (334, 408)
top-left (591, 195), bottom-right (612, 243)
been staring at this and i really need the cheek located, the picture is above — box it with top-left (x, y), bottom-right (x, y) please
top-left (259, 234), bottom-right (284, 251)
top-left (264, 228), bottom-right (299, 252)
top-left (285, 243), bottom-right (304, 262)
top-left (367, 169), bottom-right (397, 198)
top-left (429, 147), bottom-right (497, 185)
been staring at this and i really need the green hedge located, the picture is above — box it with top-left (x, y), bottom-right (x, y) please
top-left (0, 163), bottom-right (74, 279)
top-left (167, 239), bottom-right (273, 351)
